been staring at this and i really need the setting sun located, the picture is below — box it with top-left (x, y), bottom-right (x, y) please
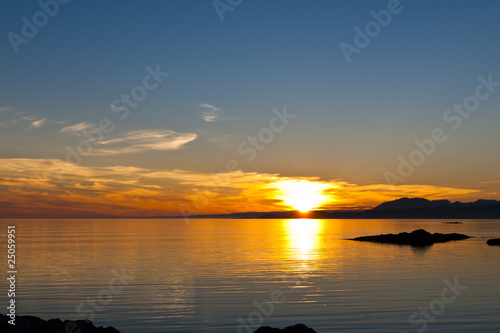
top-left (274, 180), bottom-right (332, 212)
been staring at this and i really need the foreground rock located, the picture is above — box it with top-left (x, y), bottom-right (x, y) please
top-left (254, 324), bottom-right (317, 333)
top-left (352, 229), bottom-right (471, 247)
top-left (0, 314), bottom-right (120, 333)
top-left (0, 315), bottom-right (316, 333)
top-left (487, 238), bottom-right (500, 246)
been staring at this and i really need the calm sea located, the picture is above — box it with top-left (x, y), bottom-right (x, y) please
top-left (1, 219), bottom-right (499, 332)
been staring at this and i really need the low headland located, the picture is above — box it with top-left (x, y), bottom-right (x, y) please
top-left (175, 198), bottom-right (500, 219)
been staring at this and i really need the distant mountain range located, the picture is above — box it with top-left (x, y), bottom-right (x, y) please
top-left (373, 197), bottom-right (500, 211)
top-left (180, 197), bottom-right (500, 219)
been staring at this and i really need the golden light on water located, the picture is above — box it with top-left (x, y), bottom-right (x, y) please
top-left (274, 180), bottom-right (332, 212)
top-left (284, 219), bottom-right (323, 262)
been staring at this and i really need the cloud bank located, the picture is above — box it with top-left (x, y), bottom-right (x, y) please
top-left (0, 158), bottom-right (481, 218)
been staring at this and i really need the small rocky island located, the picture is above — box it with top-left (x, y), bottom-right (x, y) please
top-left (487, 238), bottom-right (500, 246)
top-left (254, 324), bottom-right (317, 332)
top-left (351, 229), bottom-right (471, 247)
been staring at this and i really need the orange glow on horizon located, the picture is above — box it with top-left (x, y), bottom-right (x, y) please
top-left (0, 158), bottom-right (487, 218)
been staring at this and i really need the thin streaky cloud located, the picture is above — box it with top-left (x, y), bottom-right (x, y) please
top-left (32, 118), bottom-right (48, 128)
top-left (110, 104), bottom-right (125, 112)
top-left (206, 134), bottom-right (235, 149)
top-left (61, 122), bottom-right (96, 134)
top-left (200, 103), bottom-right (221, 122)
top-left (200, 103), bottom-right (220, 111)
top-left (481, 180), bottom-right (500, 184)
top-left (202, 110), bottom-right (220, 122)
top-left (0, 109), bottom-right (52, 129)
top-left (19, 115), bottom-right (37, 122)
top-left (200, 103), bottom-right (241, 122)
top-left (100, 129), bottom-right (179, 145)
top-left (93, 129), bottom-right (197, 155)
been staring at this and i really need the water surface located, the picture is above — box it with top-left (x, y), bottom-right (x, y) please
top-left (1, 219), bottom-right (499, 332)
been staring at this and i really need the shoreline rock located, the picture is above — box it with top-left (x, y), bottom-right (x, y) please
top-left (487, 238), bottom-right (500, 246)
top-left (1, 315), bottom-right (316, 333)
top-left (351, 229), bottom-right (471, 247)
top-left (254, 324), bottom-right (317, 332)
top-left (0, 314), bottom-right (120, 333)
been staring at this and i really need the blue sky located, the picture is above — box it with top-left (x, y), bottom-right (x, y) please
top-left (1, 0), bottom-right (500, 216)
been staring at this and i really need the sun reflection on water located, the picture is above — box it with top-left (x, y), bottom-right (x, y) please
top-left (283, 219), bottom-right (323, 263)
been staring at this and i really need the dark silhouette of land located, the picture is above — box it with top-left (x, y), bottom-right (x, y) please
top-left (254, 324), bottom-right (316, 332)
top-left (0, 314), bottom-right (119, 333)
top-left (487, 238), bottom-right (500, 246)
top-left (351, 229), bottom-right (471, 247)
top-left (179, 198), bottom-right (500, 219)
top-left (0, 314), bottom-right (316, 333)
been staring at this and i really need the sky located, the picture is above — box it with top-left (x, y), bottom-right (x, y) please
top-left (1, 0), bottom-right (500, 217)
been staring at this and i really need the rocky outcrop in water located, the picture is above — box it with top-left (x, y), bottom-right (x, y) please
top-left (487, 238), bottom-right (500, 246)
top-left (0, 314), bottom-right (120, 333)
top-left (351, 229), bottom-right (471, 247)
top-left (254, 324), bottom-right (317, 333)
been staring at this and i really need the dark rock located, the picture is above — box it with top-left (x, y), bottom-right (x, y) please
top-left (0, 314), bottom-right (120, 333)
top-left (254, 324), bottom-right (317, 333)
top-left (487, 238), bottom-right (500, 246)
top-left (351, 229), bottom-right (471, 247)
top-left (442, 221), bottom-right (462, 224)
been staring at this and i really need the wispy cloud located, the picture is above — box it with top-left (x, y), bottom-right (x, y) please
top-left (94, 129), bottom-right (197, 155)
top-left (480, 180), bottom-right (500, 184)
top-left (201, 103), bottom-right (221, 122)
top-left (205, 134), bottom-right (235, 149)
top-left (31, 118), bottom-right (48, 128)
top-left (61, 122), bottom-right (96, 135)
top-left (19, 115), bottom-right (37, 122)
top-left (0, 110), bottom-right (18, 127)
top-left (0, 108), bottom-right (53, 129)
top-left (200, 103), bottom-right (219, 112)
top-left (200, 103), bottom-right (240, 122)
top-left (110, 104), bottom-right (125, 112)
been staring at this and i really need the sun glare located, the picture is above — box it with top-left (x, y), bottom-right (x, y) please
top-left (274, 180), bottom-right (331, 212)
top-left (284, 219), bottom-right (323, 262)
